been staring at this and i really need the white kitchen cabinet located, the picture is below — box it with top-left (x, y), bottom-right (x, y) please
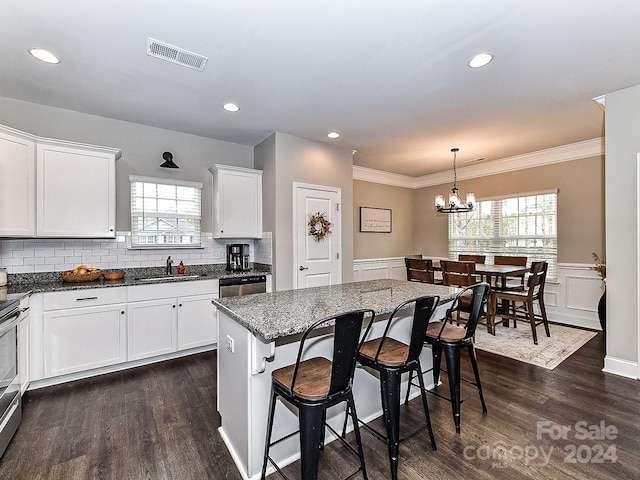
top-left (18, 296), bottom-right (30, 394)
top-left (42, 288), bottom-right (127, 378)
top-left (210, 164), bottom-right (262, 238)
top-left (127, 279), bottom-right (219, 360)
top-left (36, 140), bottom-right (119, 237)
top-left (0, 123), bottom-right (120, 238)
top-left (178, 293), bottom-right (218, 350)
top-left (0, 125), bottom-right (36, 236)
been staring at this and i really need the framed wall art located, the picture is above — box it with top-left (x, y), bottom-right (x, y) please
top-left (359, 207), bottom-right (392, 233)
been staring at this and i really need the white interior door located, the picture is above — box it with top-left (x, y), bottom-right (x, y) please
top-left (293, 183), bottom-right (341, 289)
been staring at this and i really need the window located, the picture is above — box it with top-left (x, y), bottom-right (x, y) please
top-left (448, 191), bottom-right (557, 278)
top-left (130, 176), bottom-right (202, 248)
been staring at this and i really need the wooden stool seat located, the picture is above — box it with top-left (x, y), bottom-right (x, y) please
top-left (272, 357), bottom-right (332, 401)
top-left (358, 338), bottom-right (408, 367)
top-left (425, 322), bottom-right (467, 342)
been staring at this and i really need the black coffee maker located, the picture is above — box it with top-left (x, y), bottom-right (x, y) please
top-left (227, 244), bottom-right (250, 271)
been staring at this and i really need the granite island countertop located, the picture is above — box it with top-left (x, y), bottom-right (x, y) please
top-left (4, 263), bottom-right (271, 296)
top-left (213, 279), bottom-right (460, 341)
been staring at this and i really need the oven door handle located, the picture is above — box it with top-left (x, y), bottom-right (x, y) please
top-left (0, 311), bottom-right (20, 336)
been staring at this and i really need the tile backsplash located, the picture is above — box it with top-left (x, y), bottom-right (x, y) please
top-left (0, 231), bottom-right (272, 274)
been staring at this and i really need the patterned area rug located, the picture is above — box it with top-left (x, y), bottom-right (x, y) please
top-left (474, 323), bottom-right (597, 369)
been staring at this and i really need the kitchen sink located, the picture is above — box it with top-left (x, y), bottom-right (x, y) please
top-left (134, 274), bottom-right (207, 283)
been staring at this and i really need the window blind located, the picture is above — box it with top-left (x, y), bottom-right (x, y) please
top-left (448, 191), bottom-right (558, 279)
top-left (130, 176), bottom-right (202, 248)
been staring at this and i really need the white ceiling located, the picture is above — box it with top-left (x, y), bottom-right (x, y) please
top-left (2, 1), bottom-right (639, 176)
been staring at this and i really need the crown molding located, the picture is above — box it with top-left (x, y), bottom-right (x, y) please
top-left (353, 137), bottom-right (604, 189)
top-left (352, 165), bottom-right (417, 188)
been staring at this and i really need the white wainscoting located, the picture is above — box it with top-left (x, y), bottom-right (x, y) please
top-left (353, 258), bottom-right (603, 331)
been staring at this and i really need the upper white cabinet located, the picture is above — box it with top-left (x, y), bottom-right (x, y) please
top-left (0, 126), bottom-right (36, 236)
top-left (210, 164), bottom-right (262, 238)
top-left (0, 123), bottom-right (120, 238)
top-left (36, 141), bottom-right (118, 237)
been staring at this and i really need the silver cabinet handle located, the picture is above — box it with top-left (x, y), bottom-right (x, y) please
top-left (299, 266), bottom-right (309, 271)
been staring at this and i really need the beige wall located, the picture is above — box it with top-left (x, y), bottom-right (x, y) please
top-left (353, 181), bottom-right (415, 259)
top-left (411, 156), bottom-right (605, 263)
top-left (256, 132), bottom-right (354, 291)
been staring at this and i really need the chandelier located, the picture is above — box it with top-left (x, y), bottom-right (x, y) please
top-left (435, 148), bottom-right (475, 213)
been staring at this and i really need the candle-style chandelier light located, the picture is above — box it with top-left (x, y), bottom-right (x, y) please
top-left (435, 148), bottom-right (475, 213)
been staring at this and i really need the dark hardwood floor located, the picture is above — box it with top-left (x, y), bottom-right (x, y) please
top-left (1, 331), bottom-right (638, 479)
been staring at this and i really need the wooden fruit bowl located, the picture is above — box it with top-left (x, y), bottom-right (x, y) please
top-left (102, 270), bottom-right (125, 280)
top-left (61, 270), bottom-right (102, 283)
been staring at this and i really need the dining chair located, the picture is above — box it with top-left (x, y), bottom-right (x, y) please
top-left (441, 260), bottom-right (492, 332)
top-left (494, 255), bottom-right (528, 290)
top-left (261, 309), bottom-right (374, 480)
top-left (458, 254), bottom-right (486, 264)
top-left (405, 257), bottom-right (438, 284)
top-left (405, 283), bottom-right (490, 433)
top-left (490, 261), bottom-right (550, 344)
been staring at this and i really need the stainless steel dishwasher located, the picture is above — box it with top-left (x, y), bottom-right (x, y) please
top-left (219, 275), bottom-right (267, 297)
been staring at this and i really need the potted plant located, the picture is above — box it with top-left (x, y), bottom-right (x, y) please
top-left (592, 252), bottom-right (606, 334)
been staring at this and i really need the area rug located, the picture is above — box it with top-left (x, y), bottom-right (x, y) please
top-left (473, 323), bottom-right (597, 369)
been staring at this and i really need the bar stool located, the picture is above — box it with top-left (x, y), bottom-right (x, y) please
top-left (347, 296), bottom-right (439, 480)
top-left (406, 283), bottom-right (490, 433)
top-left (261, 309), bottom-right (374, 480)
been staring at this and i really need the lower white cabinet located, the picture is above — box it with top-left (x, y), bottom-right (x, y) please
top-left (127, 298), bottom-right (177, 361)
top-left (44, 303), bottom-right (127, 378)
top-left (178, 294), bottom-right (218, 350)
top-left (127, 280), bottom-right (219, 361)
top-left (37, 280), bottom-right (218, 383)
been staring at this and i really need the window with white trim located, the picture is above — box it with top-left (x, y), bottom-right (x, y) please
top-left (448, 190), bottom-right (557, 278)
top-left (130, 176), bottom-right (202, 248)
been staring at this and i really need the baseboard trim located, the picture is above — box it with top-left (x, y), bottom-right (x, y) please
top-left (602, 355), bottom-right (638, 379)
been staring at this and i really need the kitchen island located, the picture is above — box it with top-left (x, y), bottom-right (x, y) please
top-left (213, 279), bottom-right (459, 480)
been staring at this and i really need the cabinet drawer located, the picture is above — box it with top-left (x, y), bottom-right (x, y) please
top-left (127, 279), bottom-right (218, 302)
top-left (43, 287), bottom-right (127, 311)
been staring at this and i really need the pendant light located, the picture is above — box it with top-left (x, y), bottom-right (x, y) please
top-left (435, 148), bottom-right (475, 213)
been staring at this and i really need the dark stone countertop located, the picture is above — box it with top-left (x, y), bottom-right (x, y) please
top-left (5, 264), bottom-right (271, 296)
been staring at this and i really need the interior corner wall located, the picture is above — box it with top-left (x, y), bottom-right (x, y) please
top-left (264, 132), bottom-right (353, 291)
top-left (254, 133), bottom-right (277, 273)
top-left (353, 180), bottom-right (415, 259)
top-left (604, 84), bottom-right (640, 372)
top-left (0, 95), bottom-right (254, 232)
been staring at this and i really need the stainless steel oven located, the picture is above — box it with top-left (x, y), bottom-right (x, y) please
top-left (0, 298), bottom-right (21, 457)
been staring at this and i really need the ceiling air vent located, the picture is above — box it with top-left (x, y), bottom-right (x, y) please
top-left (146, 38), bottom-right (208, 72)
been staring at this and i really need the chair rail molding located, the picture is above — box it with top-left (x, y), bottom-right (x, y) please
top-left (353, 258), bottom-right (603, 331)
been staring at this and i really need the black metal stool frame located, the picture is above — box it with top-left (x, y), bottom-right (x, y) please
top-left (405, 283), bottom-right (490, 433)
top-left (261, 309), bottom-right (375, 480)
top-left (344, 295), bottom-right (439, 480)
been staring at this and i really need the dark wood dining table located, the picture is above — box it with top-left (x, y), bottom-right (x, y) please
top-left (431, 260), bottom-right (528, 289)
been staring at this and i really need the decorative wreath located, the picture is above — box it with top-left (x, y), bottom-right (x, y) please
top-left (308, 212), bottom-right (332, 242)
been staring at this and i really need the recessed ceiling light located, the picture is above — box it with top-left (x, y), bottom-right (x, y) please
top-left (468, 52), bottom-right (493, 68)
top-left (222, 103), bottom-right (240, 112)
top-left (327, 132), bottom-right (340, 139)
top-left (28, 48), bottom-right (60, 64)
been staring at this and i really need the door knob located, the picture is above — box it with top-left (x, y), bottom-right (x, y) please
top-left (299, 266), bottom-right (309, 271)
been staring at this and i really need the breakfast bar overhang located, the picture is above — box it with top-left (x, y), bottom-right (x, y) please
top-left (213, 279), bottom-right (459, 479)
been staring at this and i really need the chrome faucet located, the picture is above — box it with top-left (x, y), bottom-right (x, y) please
top-left (166, 256), bottom-right (173, 275)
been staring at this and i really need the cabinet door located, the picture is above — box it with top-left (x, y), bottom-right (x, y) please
top-left (177, 294), bottom-right (218, 350)
top-left (127, 299), bottom-right (177, 361)
top-left (36, 143), bottom-right (116, 237)
top-left (0, 129), bottom-right (36, 236)
top-left (44, 304), bottom-right (126, 378)
top-left (212, 166), bottom-right (262, 238)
